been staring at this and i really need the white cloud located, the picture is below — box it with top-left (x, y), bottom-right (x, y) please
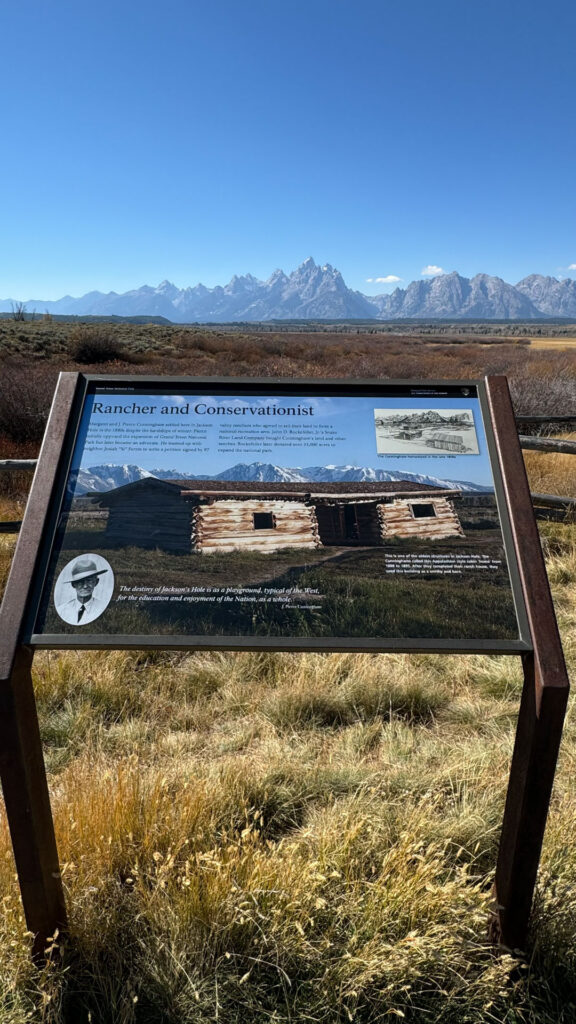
top-left (568, 263), bottom-right (576, 270)
top-left (160, 394), bottom-right (189, 406)
top-left (421, 265), bottom-right (445, 277)
top-left (366, 275), bottom-right (402, 284)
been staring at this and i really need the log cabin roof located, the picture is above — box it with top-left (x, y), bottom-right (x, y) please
top-left (170, 479), bottom-right (454, 495)
top-left (93, 476), bottom-right (462, 506)
top-left (431, 433), bottom-right (465, 444)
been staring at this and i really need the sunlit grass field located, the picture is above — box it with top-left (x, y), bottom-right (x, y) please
top-left (529, 338), bottom-right (576, 349)
top-left (0, 334), bottom-right (575, 1022)
top-left (522, 432), bottom-right (576, 497)
top-left (1, 529), bottom-right (575, 1021)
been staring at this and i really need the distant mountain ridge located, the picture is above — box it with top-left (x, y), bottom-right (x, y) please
top-left (3, 260), bottom-right (576, 321)
top-left (73, 461), bottom-right (491, 495)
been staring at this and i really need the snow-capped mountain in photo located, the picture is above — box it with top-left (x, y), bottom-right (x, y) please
top-left (213, 462), bottom-right (311, 483)
top-left (74, 461), bottom-right (492, 494)
top-left (72, 463), bottom-right (155, 493)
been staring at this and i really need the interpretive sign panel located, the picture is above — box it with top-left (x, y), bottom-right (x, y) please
top-left (25, 376), bottom-right (530, 651)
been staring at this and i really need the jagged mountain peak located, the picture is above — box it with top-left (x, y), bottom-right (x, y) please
top-left (267, 268), bottom-right (289, 285)
top-left (515, 274), bottom-right (576, 316)
top-left (516, 273), bottom-right (555, 286)
top-left (224, 273), bottom-right (262, 295)
top-left (155, 280), bottom-right (181, 300)
top-left (3, 261), bottom-right (576, 321)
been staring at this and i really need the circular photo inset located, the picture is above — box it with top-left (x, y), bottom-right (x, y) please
top-left (53, 554), bottom-right (114, 626)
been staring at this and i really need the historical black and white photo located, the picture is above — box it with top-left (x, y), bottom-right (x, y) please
top-left (53, 554), bottom-right (114, 625)
top-left (374, 408), bottom-right (480, 456)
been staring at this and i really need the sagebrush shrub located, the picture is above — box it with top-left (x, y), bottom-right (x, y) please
top-left (68, 327), bottom-right (128, 364)
top-left (0, 360), bottom-right (57, 443)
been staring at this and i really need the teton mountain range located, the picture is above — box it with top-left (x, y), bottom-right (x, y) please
top-left (3, 258), bottom-right (576, 322)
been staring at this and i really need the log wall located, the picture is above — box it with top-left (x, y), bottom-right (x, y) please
top-left (378, 498), bottom-right (464, 540)
top-left (194, 499), bottom-right (320, 554)
top-left (105, 494), bottom-right (192, 553)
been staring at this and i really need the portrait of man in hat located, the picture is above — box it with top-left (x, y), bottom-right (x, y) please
top-left (54, 554), bottom-right (114, 625)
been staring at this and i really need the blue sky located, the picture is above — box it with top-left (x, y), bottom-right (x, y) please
top-left (72, 392), bottom-right (494, 487)
top-left (2, 0), bottom-right (575, 300)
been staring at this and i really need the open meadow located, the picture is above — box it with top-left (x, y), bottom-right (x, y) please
top-left (0, 324), bottom-right (576, 1023)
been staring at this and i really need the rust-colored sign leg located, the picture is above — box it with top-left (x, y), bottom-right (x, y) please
top-left (0, 374), bottom-right (79, 957)
top-left (0, 646), bottom-right (67, 958)
top-left (485, 375), bottom-right (570, 950)
top-left (493, 651), bottom-right (568, 949)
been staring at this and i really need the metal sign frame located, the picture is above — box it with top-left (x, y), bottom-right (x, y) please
top-left (24, 373), bottom-right (530, 652)
top-left (0, 372), bottom-right (569, 955)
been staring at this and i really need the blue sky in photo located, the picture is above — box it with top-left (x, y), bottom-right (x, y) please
top-left (71, 392), bottom-right (495, 487)
top-left (1, 0), bottom-right (575, 300)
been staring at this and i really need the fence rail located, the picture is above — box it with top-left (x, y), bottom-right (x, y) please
top-left (0, 522), bottom-right (23, 533)
top-left (0, 460), bottom-right (37, 472)
top-left (515, 415), bottom-right (576, 424)
top-left (1, 420), bottom-right (575, 533)
top-left (517, 436), bottom-right (576, 455)
top-left (529, 492), bottom-right (576, 510)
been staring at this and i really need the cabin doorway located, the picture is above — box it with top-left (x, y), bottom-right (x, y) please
top-left (315, 502), bottom-right (379, 546)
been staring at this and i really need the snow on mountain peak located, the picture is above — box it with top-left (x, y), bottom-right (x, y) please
top-left (6, 260), bottom-right (576, 320)
top-left (72, 460), bottom-right (492, 495)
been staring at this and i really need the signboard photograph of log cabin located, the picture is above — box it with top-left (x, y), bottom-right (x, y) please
top-left (31, 379), bottom-right (525, 649)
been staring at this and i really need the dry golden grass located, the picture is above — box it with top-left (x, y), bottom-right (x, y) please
top-left (529, 338), bottom-right (576, 349)
top-left (0, 533), bottom-right (17, 597)
top-left (0, 628), bottom-right (574, 1022)
top-left (523, 433), bottom-right (576, 497)
top-left (0, 648), bottom-right (524, 1021)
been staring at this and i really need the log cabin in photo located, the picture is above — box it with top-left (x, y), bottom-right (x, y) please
top-left (84, 478), bottom-right (466, 554)
top-left (425, 433), bottom-right (470, 453)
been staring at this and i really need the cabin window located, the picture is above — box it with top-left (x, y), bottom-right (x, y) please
top-left (253, 512), bottom-right (276, 530)
top-left (411, 503), bottom-right (437, 519)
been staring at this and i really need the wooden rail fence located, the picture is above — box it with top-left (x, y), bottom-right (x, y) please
top-left (1, 424), bottom-right (575, 533)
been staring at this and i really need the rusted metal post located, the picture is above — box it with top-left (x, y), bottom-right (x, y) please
top-left (485, 375), bottom-right (570, 949)
top-left (0, 373), bottom-right (80, 955)
top-left (0, 647), bottom-right (67, 958)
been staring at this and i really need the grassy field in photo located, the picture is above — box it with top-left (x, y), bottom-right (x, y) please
top-left (0, 327), bottom-right (575, 1022)
top-left (37, 512), bottom-right (519, 642)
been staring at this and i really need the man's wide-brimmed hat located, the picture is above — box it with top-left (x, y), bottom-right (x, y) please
top-left (63, 558), bottom-right (108, 585)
